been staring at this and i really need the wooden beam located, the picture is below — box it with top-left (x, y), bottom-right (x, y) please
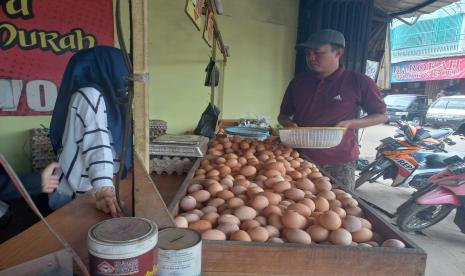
top-left (132, 0), bottom-right (150, 170)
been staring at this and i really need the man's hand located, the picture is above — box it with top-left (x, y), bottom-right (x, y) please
top-left (95, 188), bottom-right (123, 218)
top-left (41, 162), bottom-right (60, 193)
top-left (335, 120), bottom-right (353, 128)
top-left (278, 114), bottom-right (298, 128)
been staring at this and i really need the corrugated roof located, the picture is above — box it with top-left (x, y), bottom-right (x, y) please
top-left (375, 0), bottom-right (457, 18)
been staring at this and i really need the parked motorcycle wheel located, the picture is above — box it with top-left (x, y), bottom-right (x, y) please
top-left (397, 203), bottom-right (455, 232)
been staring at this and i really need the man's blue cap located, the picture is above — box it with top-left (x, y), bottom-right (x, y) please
top-left (296, 29), bottom-right (345, 49)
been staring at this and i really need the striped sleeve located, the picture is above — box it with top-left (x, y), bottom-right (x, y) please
top-left (75, 90), bottom-right (114, 190)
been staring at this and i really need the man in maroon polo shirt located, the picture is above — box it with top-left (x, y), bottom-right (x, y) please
top-left (278, 29), bottom-right (387, 191)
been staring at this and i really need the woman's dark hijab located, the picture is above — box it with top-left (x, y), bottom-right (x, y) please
top-left (50, 46), bottom-right (132, 174)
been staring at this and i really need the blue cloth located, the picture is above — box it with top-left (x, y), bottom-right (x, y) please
top-left (50, 46), bottom-right (132, 174)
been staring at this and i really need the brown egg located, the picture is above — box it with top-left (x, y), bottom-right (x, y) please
top-left (268, 214), bottom-right (284, 230)
top-left (207, 198), bottom-right (225, 208)
top-left (246, 187), bottom-right (264, 198)
top-left (187, 184), bottom-right (203, 193)
top-left (359, 218), bottom-right (372, 229)
top-left (218, 214), bottom-right (240, 225)
top-left (207, 183), bottom-right (223, 196)
top-left (382, 239), bottom-right (406, 248)
top-left (181, 213), bottom-right (200, 223)
top-left (299, 198), bottom-right (316, 212)
top-left (313, 197), bottom-right (330, 212)
top-left (180, 196), bottom-right (197, 211)
top-left (207, 169), bottom-right (220, 178)
top-left (331, 207), bottom-right (347, 219)
top-left (201, 206), bottom-right (217, 214)
top-left (202, 229), bottom-right (226, 240)
top-left (295, 178), bottom-right (316, 192)
top-left (240, 165), bottom-right (257, 177)
top-left (274, 181), bottom-right (291, 193)
top-left (329, 199), bottom-right (342, 209)
top-left (248, 227), bottom-right (269, 242)
top-left (329, 228), bottom-right (352, 246)
top-left (342, 216), bottom-right (362, 232)
top-left (234, 206), bottom-right (257, 221)
top-left (218, 166), bottom-right (231, 177)
top-left (264, 176), bottom-right (284, 188)
top-left (255, 216), bottom-right (267, 226)
top-left (190, 209), bottom-right (204, 218)
top-left (352, 228), bottom-right (373, 243)
top-left (261, 191), bottom-right (282, 205)
top-left (200, 159), bottom-right (210, 168)
top-left (191, 190), bottom-right (211, 203)
top-left (314, 179), bottom-right (332, 192)
top-left (366, 241), bottom-right (379, 247)
top-left (201, 212), bottom-right (219, 225)
top-left (227, 197), bottom-right (245, 209)
top-left (220, 177), bottom-right (234, 188)
top-left (240, 219), bottom-right (261, 231)
top-left (230, 185), bottom-right (246, 196)
top-left (250, 195), bottom-right (269, 211)
top-left (216, 223), bottom-right (239, 237)
top-left (230, 230), bottom-right (252, 241)
top-left (318, 190), bottom-right (336, 201)
top-left (319, 211), bottom-right (342, 230)
top-left (308, 172), bottom-right (323, 179)
top-left (345, 206), bottom-right (364, 217)
top-left (238, 157), bottom-right (248, 165)
top-left (341, 198), bottom-right (359, 208)
top-left (306, 225), bottom-right (329, 242)
top-left (284, 188), bottom-right (305, 201)
top-left (281, 210), bottom-right (307, 229)
top-left (174, 216), bottom-right (188, 228)
top-left (288, 171), bottom-right (303, 180)
top-left (216, 190), bottom-right (235, 200)
top-left (287, 203), bottom-right (312, 217)
top-left (283, 228), bottom-right (312, 244)
top-left (225, 158), bottom-right (238, 168)
top-left (235, 179), bottom-right (251, 187)
top-left (265, 169), bottom-right (282, 178)
top-left (261, 205), bottom-right (282, 217)
top-left (268, 237), bottom-right (285, 243)
top-left (265, 225), bottom-right (280, 238)
top-left (189, 220), bottom-right (212, 233)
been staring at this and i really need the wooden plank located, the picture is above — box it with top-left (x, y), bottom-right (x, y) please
top-left (151, 173), bottom-right (186, 205)
top-left (132, 0), bottom-right (150, 170)
top-left (201, 241), bottom-right (426, 276)
top-left (134, 153), bottom-right (175, 228)
top-left (0, 156), bottom-right (173, 270)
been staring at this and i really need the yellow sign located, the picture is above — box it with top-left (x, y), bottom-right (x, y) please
top-left (185, 0), bottom-right (204, 30)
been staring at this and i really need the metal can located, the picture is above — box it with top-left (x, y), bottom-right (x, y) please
top-left (157, 228), bottom-right (202, 276)
top-left (88, 217), bottom-right (158, 276)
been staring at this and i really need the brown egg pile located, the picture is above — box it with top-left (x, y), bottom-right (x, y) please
top-left (174, 135), bottom-right (406, 248)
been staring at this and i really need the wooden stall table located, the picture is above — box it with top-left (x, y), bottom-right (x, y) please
top-left (0, 156), bottom-right (174, 271)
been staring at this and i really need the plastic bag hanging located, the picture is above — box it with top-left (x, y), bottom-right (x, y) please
top-left (204, 57), bottom-right (220, 87)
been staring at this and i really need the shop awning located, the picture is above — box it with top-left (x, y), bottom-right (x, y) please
top-left (375, 0), bottom-right (457, 18)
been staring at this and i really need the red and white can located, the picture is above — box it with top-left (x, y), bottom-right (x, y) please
top-left (88, 217), bottom-right (159, 276)
top-left (157, 228), bottom-right (202, 276)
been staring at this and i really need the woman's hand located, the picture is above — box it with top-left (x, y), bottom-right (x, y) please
top-left (41, 162), bottom-right (60, 193)
top-left (95, 188), bottom-right (123, 218)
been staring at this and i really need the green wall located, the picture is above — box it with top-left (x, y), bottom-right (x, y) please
top-left (0, 0), bottom-right (299, 173)
top-left (149, 0), bottom-right (299, 133)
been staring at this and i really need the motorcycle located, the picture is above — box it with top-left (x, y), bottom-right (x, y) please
top-left (396, 157), bottom-right (465, 233)
top-left (355, 121), bottom-right (461, 190)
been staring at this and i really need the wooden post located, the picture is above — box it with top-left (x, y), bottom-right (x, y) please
top-left (131, 0), bottom-right (150, 170)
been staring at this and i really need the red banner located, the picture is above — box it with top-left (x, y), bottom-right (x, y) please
top-left (391, 56), bottom-right (465, 83)
top-left (0, 0), bottom-right (114, 116)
